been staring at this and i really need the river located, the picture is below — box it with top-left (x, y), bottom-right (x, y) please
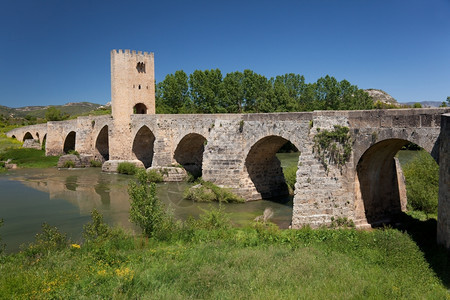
top-left (0, 153), bottom-right (298, 252)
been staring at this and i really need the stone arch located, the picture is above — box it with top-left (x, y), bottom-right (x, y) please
top-left (133, 103), bottom-right (147, 114)
top-left (63, 131), bottom-right (76, 153)
top-left (354, 138), bottom-right (434, 227)
top-left (95, 125), bottom-right (109, 162)
top-left (11, 135), bottom-right (16, 139)
top-left (132, 125), bottom-right (155, 168)
top-left (245, 135), bottom-right (300, 200)
top-left (174, 133), bottom-right (207, 178)
top-left (23, 132), bottom-right (33, 141)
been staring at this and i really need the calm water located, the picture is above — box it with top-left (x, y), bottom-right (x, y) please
top-left (0, 157), bottom-right (297, 252)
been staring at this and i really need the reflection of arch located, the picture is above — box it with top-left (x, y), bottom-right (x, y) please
top-left (355, 138), bottom-right (429, 226)
top-left (133, 103), bottom-right (147, 114)
top-left (245, 135), bottom-right (299, 199)
top-left (63, 131), bottom-right (76, 153)
top-left (23, 132), bottom-right (33, 141)
top-left (95, 126), bottom-right (109, 162)
top-left (174, 133), bottom-right (207, 178)
top-left (132, 126), bottom-right (155, 168)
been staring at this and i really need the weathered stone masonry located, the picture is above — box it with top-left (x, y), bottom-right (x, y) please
top-left (6, 49), bottom-right (450, 249)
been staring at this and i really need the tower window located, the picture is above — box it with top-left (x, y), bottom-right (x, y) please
top-left (136, 62), bottom-right (146, 73)
top-left (138, 85), bottom-right (141, 89)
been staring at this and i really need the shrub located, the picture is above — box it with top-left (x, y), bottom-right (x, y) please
top-left (67, 150), bottom-right (79, 156)
top-left (90, 160), bottom-right (102, 167)
top-left (183, 180), bottom-right (245, 203)
top-left (128, 169), bottom-right (174, 238)
top-left (117, 162), bottom-right (138, 175)
top-left (190, 205), bottom-right (231, 230)
top-left (23, 223), bottom-right (68, 257)
top-left (147, 169), bottom-right (163, 183)
top-left (83, 209), bottom-right (111, 242)
top-left (63, 160), bottom-right (75, 168)
top-left (403, 150), bottom-right (439, 216)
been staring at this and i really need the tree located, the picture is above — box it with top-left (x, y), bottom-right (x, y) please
top-left (156, 70), bottom-right (191, 114)
top-left (45, 106), bottom-right (68, 121)
top-left (189, 69), bottom-right (224, 113)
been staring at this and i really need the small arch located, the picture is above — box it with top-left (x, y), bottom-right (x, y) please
top-left (63, 131), bottom-right (76, 153)
top-left (132, 126), bottom-right (155, 168)
top-left (11, 135), bottom-right (16, 139)
top-left (23, 132), bottom-right (33, 141)
top-left (41, 134), bottom-right (47, 151)
top-left (36, 132), bottom-right (39, 138)
top-left (95, 125), bottom-right (109, 162)
top-left (133, 103), bottom-right (147, 114)
top-left (245, 135), bottom-right (299, 200)
top-left (174, 133), bottom-right (207, 178)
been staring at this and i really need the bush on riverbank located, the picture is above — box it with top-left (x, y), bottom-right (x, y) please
top-left (283, 165), bottom-right (297, 194)
top-left (117, 162), bottom-right (138, 175)
top-left (183, 180), bottom-right (245, 203)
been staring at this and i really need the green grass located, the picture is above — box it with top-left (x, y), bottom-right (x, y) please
top-left (0, 224), bottom-right (448, 299)
top-left (0, 148), bottom-right (59, 168)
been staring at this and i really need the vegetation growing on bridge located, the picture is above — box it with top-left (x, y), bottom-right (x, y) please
top-left (313, 125), bottom-right (352, 171)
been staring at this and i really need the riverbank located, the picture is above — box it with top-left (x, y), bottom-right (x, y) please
top-left (0, 211), bottom-right (449, 298)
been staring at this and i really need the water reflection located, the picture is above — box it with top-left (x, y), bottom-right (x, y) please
top-left (0, 167), bottom-right (293, 252)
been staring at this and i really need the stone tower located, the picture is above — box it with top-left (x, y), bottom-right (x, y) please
top-left (111, 49), bottom-right (155, 125)
top-left (109, 49), bottom-right (155, 160)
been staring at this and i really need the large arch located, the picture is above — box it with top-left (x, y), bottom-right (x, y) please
top-left (354, 138), bottom-right (435, 226)
top-left (174, 133), bottom-right (207, 178)
top-left (23, 132), bottom-right (33, 141)
top-left (63, 131), bottom-right (76, 153)
top-left (95, 125), bottom-right (109, 162)
top-left (132, 125), bottom-right (155, 168)
top-left (245, 135), bottom-right (299, 200)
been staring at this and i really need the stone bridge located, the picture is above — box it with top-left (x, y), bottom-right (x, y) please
top-left (7, 108), bottom-right (450, 248)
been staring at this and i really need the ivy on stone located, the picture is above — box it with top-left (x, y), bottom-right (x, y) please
top-left (313, 125), bottom-right (352, 171)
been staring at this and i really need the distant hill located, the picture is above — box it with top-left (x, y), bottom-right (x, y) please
top-left (401, 101), bottom-right (443, 108)
top-left (0, 102), bottom-right (105, 118)
top-left (364, 89), bottom-right (398, 105)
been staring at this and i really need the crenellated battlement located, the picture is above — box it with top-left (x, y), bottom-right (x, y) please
top-left (111, 49), bottom-right (154, 58)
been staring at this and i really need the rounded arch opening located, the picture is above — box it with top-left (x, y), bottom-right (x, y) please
top-left (41, 134), bottom-right (47, 151)
top-left (355, 138), bottom-right (438, 227)
top-left (11, 135), bottom-right (16, 139)
top-left (63, 131), bottom-right (76, 154)
top-left (23, 132), bottom-right (33, 141)
top-left (133, 103), bottom-right (147, 114)
top-left (245, 135), bottom-right (299, 201)
top-left (36, 132), bottom-right (39, 139)
top-left (174, 133), bottom-right (207, 178)
top-left (95, 125), bottom-right (109, 162)
top-left (132, 126), bottom-right (155, 168)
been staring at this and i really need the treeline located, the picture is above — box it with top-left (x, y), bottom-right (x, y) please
top-left (156, 70), bottom-right (374, 114)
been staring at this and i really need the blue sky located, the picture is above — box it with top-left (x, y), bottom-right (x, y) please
top-left (0, 0), bottom-right (449, 107)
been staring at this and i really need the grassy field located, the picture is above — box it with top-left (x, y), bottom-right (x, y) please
top-left (0, 216), bottom-right (449, 299)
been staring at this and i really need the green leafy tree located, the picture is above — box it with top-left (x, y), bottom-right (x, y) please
top-left (45, 106), bottom-right (68, 121)
top-left (221, 71), bottom-right (245, 113)
top-left (157, 70), bottom-right (191, 113)
top-left (189, 69), bottom-right (224, 113)
top-left (128, 169), bottom-right (172, 237)
top-left (403, 151), bottom-right (439, 216)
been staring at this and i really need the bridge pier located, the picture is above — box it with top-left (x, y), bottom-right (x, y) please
top-left (437, 113), bottom-right (450, 249)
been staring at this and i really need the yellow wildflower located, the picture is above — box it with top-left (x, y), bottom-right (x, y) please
top-left (71, 243), bottom-right (81, 249)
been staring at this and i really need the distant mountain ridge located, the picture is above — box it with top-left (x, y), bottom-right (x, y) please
top-left (0, 102), bottom-right (105, 118)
